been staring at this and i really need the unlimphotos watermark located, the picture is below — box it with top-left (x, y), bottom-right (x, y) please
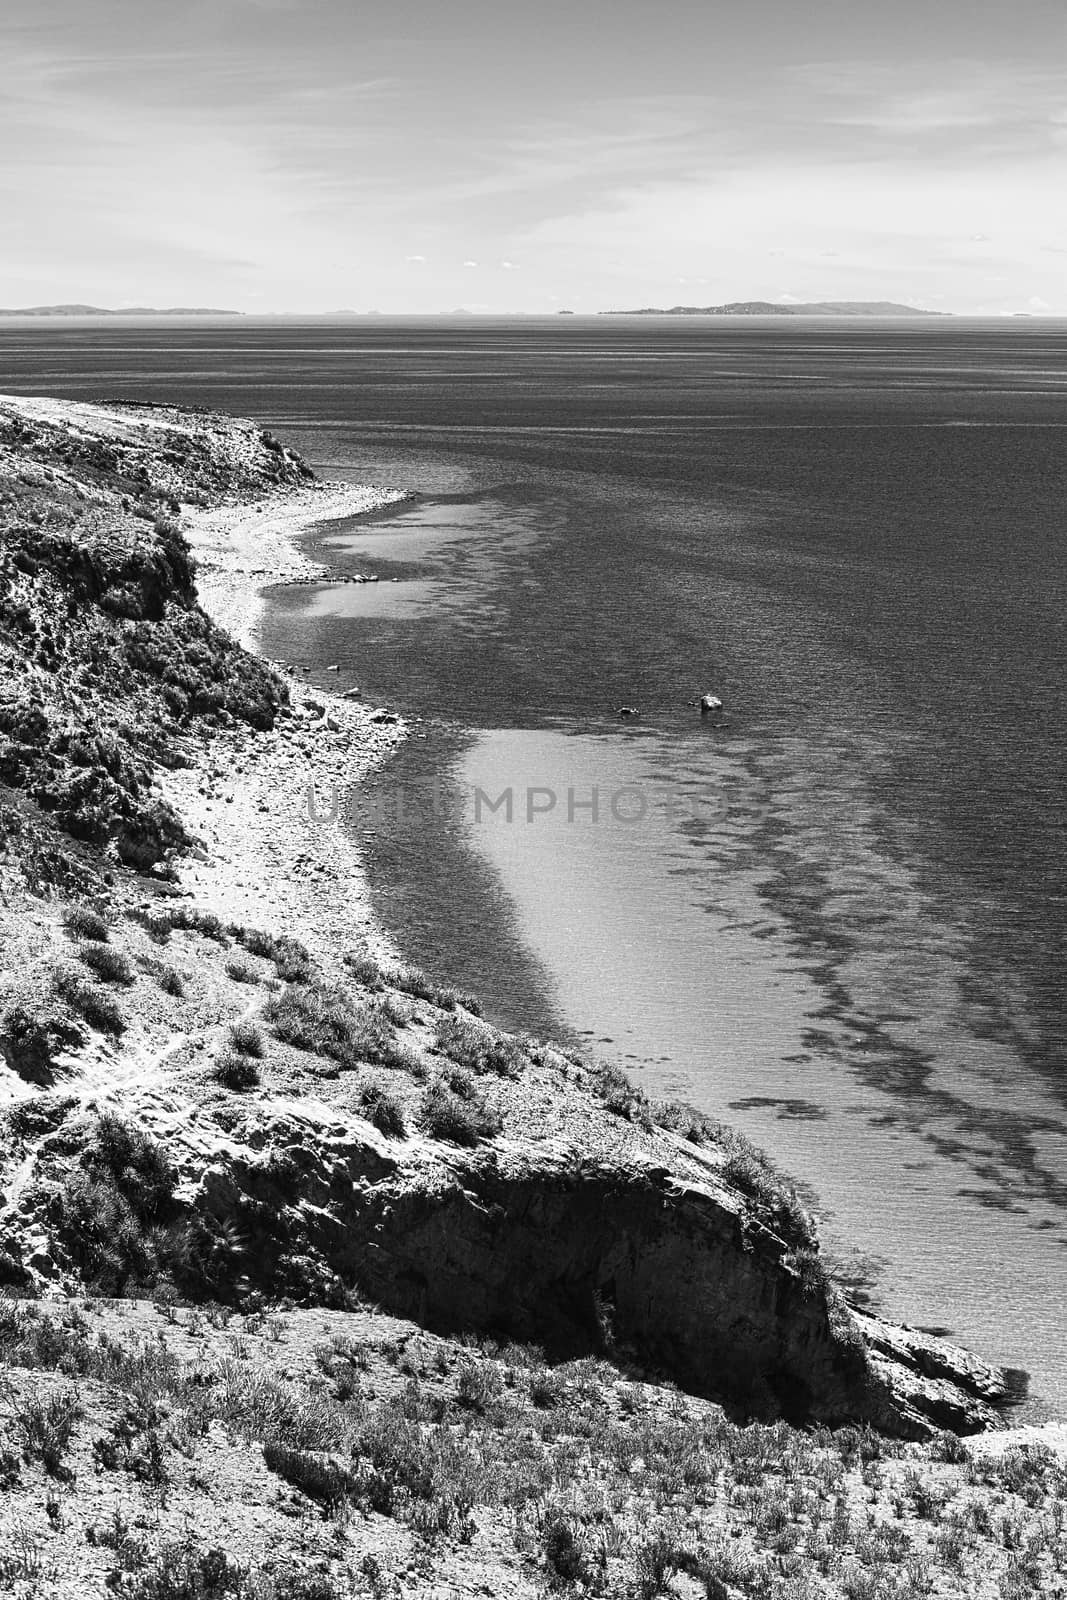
top-left (305, 776), bottom-right (729, 827)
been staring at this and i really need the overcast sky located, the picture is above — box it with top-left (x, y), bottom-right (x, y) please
top-left (4, 0), bottom-right (1067, 313)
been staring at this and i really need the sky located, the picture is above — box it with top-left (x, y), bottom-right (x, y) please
top-left (3, 0), bottom-right (1067, 314)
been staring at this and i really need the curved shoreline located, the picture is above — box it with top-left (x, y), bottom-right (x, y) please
top-left (160, 479), bottom-right (413, 967)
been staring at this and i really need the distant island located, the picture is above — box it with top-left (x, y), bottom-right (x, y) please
top-left (0, 304), bottom-right (243, 317)
top-left (605, 300), bottom-right (944, 317)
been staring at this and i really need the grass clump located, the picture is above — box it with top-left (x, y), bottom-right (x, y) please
top-left (235, 927), bottom-right (313, 983)
top-left (158, 966), bottom-right (185, 997)
top-left (57, 1112), bottom-right (185, 1294)
top-left (213, 1047), bottom-right (261, 1091)
top-left (263, 982), bottom-right (394, 1071)
top-left (62, 904), bottom-right (109, 942)
top-left (343, 950), bottom-right (384, 989)
top-left (16, 1386), bottom-right (82, 1477)
top-left (434, 1014), bottom-right (524, 1079)
top-left (52, 967), bottom-right (125, 1035)
top-left (419, 1081), bottom-right (502, 1147)
top-left (77, 940), bottom-right (134, 985)
top-left (0, 1003), bottom-right (84, 1084)
top-left (383, 962), bottom-right (482, 1017)
top-left (262, 1442), bottom-right (358, 1510)
top-left (719, 1146), bottom-right (816, 1250)
top-left (359, 1080), bottom-right (406, 1139)
top-left (227, 1019), bottom-right (265, 1058)
top-left (224, 956), bottom-right (260, 986)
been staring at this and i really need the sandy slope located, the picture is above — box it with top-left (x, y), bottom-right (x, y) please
top-left (154, 482), bottom-right (411, 967)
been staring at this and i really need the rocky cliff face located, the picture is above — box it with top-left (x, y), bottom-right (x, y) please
top-left (0, 395), bottom-right (1017, 1455)
top-left (4, 1071), bottom-right (1012, 1439)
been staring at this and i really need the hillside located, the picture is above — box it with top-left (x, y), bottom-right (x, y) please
top-left (0, 394), bottom-right (1062, 1598)
top-left (0, 306), bottom-right (242, 317)
top-left (607, 302), bottom-right (942, 317)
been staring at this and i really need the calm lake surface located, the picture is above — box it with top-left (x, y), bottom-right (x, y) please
top-left (3, 316), bottom-right (1065, 1408)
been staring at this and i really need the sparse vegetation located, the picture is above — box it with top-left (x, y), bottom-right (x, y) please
top-left (55, 1113), bottom-right (185, 1293)
top-left (62, 904), bottom-right (109, 942)
top-left (213, 1047), bottom-right (261, 1091)
top-left (262, 981), bottom-right (397, 1071)
top-left (418, 1080), bottom-right (502, 1146)
top-left (434, 1013), bottom-right (524, 1078)
top-left (382, 962), bottom-right (482, 1016)
top-left (15, 1385), bottom-right (82, 1477)
top-left (51, 967), bottom-right (125, 1035)
top-left (76, 940), bottom-right (134, 985)
top-left (0, 1298), bottom-right (1061, 1598)
top-left (358, 1079), bottom-right (406, 1139)
top-left (227, 1019), bottom-right (264, 1058)
top-left (224, 956), bottom-right (260, 985)
top-left (0, 1002), bottom-right (85, 1083)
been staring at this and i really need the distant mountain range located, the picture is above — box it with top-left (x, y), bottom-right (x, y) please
top-left (605, 300), bottom-right (944, 317)
top-left (0, 304), bottom-right (242, 317)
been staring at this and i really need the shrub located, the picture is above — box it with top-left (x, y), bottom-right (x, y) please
top-left (87, 1113), bottom-right (177, 1218)
top-left (596, 1061), bottom-right (653, 1124)
top-left (359, 1080), bottom-right (406, 1139)
top-left (52, 968), bottom-right (125, 1034)
top-left (0, 1004), bottom-right (84, 1083)
top-left (455, 1356), bottom-right (504, 1412)
top-left (542, 1508), bottom-right (596, 1587)
top-left (383, 962), bottom-right (483, 1016)
top-left (109, 1538), bottom-right (245, 1599)
top-left (271, 936), bottom-right (313, 984)
top-left (435, 1014), bottom-right (524, 1078)
top-left (419, 1082), bottom-right (501, 1147)
top-left (227, 1019), bottom-right (264, 1058)
top-left (262, 1442), bottom-right (357, 1509)
top-left (721, 1151), bottom-right (816, 1249)
top-left (263, 982), bottom-right (393, 1070)
top-left (17, 1386), bottom-right (82, 1476)
top-left (77, 941), bottom-right (134, 985)
top-left (224, 956), bottom-right (259, 985)
top-left (343, 951), bottom-right (383, 988)
top-left (213, 1048), bottom-right (260, 1091)
top-left (158, 967), bottom-right (185, 997)
top-left (62, 904), bottom-right (109, 942)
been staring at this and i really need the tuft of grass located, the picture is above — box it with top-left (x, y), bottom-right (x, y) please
top-left (62, 904), bottom-right (109, 942)
top-left (213, 1047), bottom-right (260, 1091)
top-left (343, 951), bottom-right (383, 989)
top-left (434, 1014), bottom-right (524, 1078)
top-left (419, 1081), bottom-right (502, 1147)
top-left (359, 1080), bottom-right (406, 1139)
top-left (381, 962), bottom-right (483, 1017)
top-left (0, 1004), bottom-right (85, 1083)
top-left (16, 1386), bottom-right (82, 1477)
top-left (224, 956), bottom-right (260, 986)
top-left (235, 928), bottom-right (313, 983)
top-left (76, 941), bottom-right (134, 985)
top-left (158, 966), bottom-right (184, 997)
top-left (262, 981), bottom-right (395, 1071)
top-left (262, 1442), bottom-right (358, 1509)
top-left (52, 968), bottom-right (125, 1034)
top-left (227, 1019), bottom-right (265, 1058)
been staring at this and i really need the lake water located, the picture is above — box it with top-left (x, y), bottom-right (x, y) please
top-left (3, 316), bottom-right (1065, 1410)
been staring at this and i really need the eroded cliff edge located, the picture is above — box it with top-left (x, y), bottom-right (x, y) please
top-left (0, 393), bottom-right (1015, 1444)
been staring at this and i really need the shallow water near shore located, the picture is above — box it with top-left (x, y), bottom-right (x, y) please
top-left (3, 316), bottom-right (1065, 1410)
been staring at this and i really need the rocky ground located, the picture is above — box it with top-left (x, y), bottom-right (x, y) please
top-left (0, 394), bottom-right (1063, 1598)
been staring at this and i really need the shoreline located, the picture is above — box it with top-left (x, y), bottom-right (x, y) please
top-left (159, 479), bottom-right (411, 967)
top-left (176, 466), bottom-right (1067, 1452)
